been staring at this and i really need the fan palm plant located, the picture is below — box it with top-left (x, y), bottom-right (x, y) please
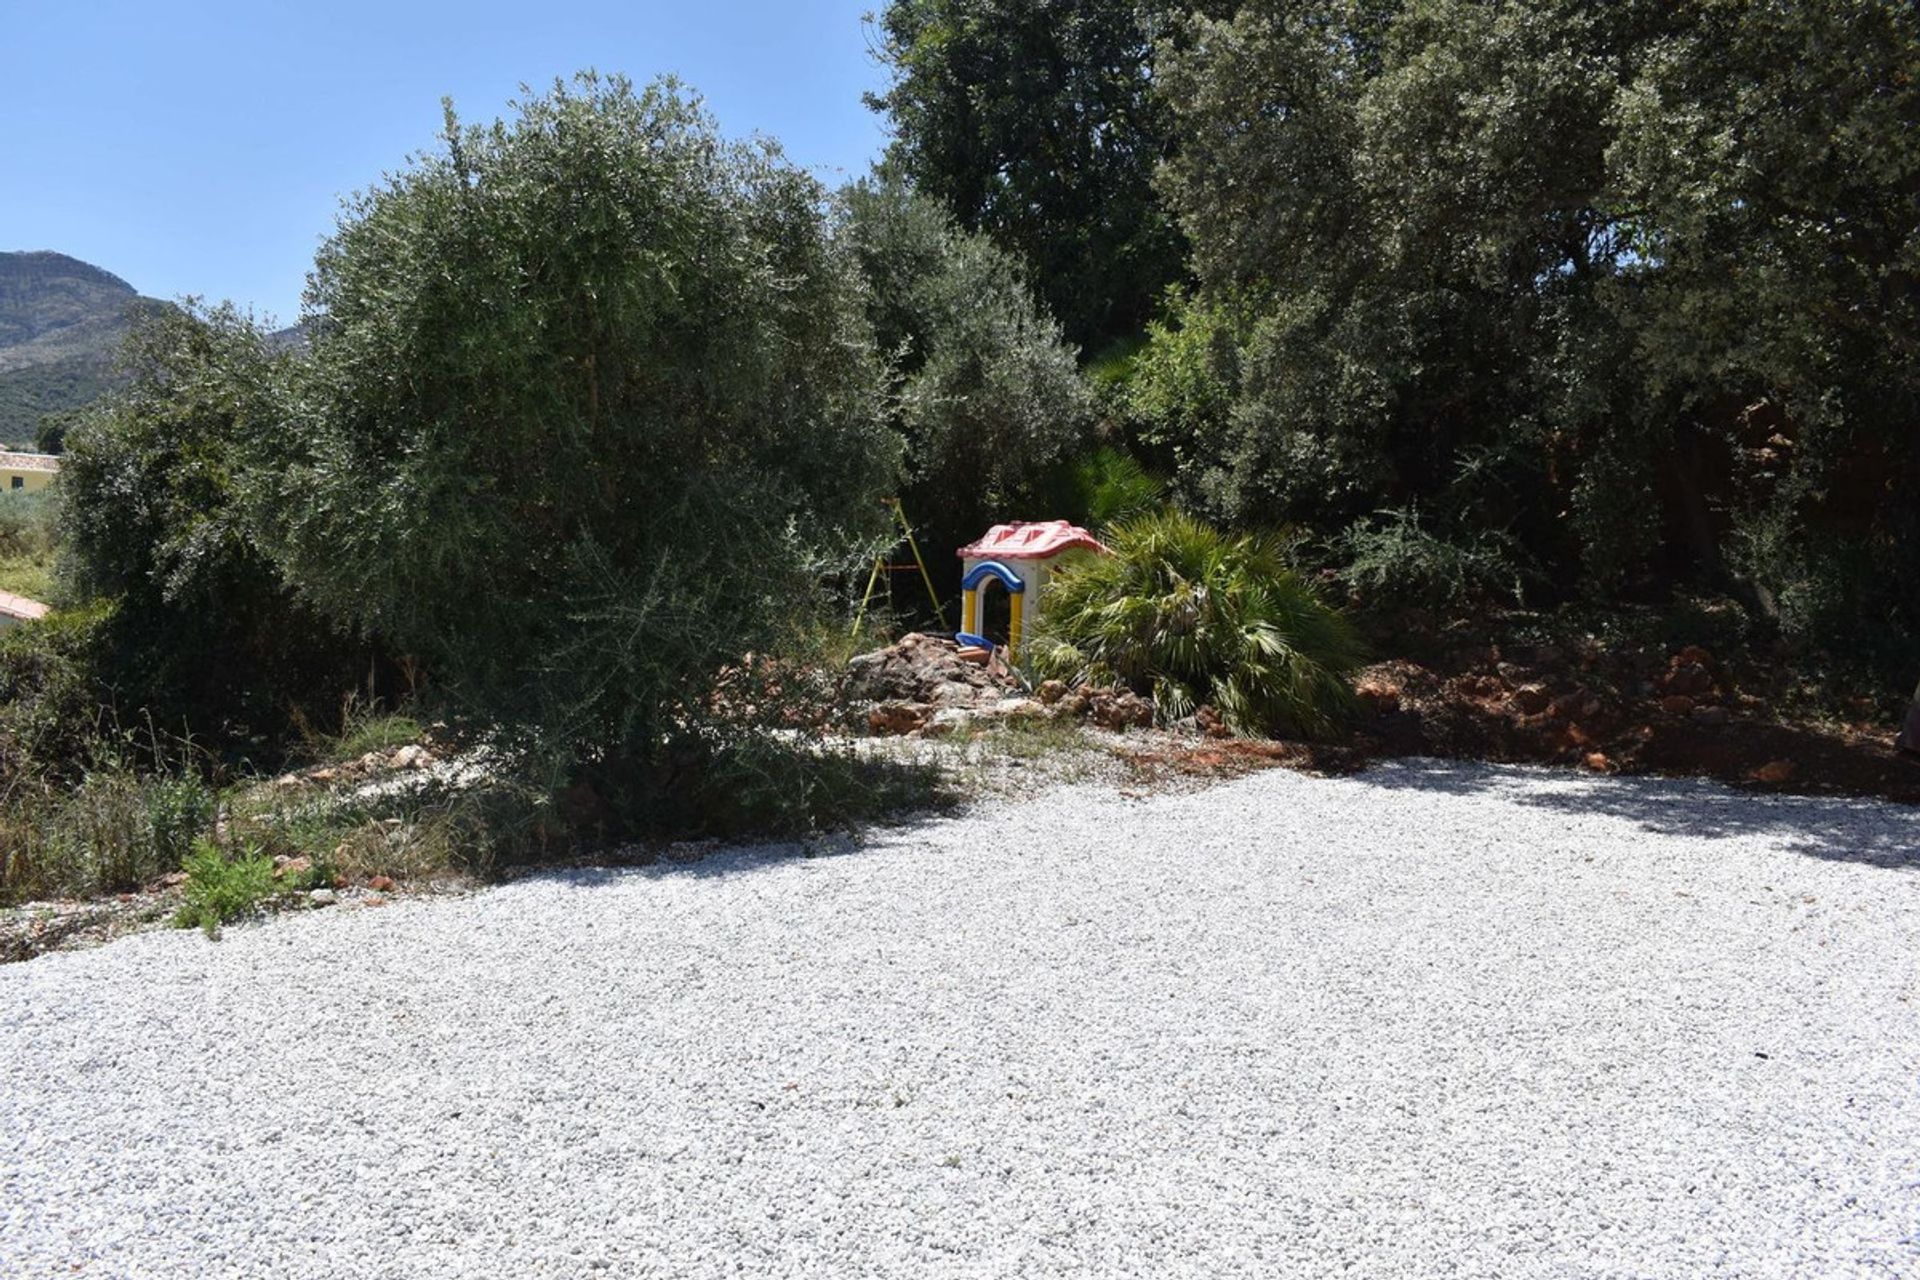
top-left (1029, 509), bottom-right (1364, 738)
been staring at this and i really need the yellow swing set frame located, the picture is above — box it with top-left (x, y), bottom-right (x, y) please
top-left (849, 498), bottom-right (949, 641)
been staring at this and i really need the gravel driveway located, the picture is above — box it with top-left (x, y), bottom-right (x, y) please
top-left (4, 759), bottom-right (1918, 1278)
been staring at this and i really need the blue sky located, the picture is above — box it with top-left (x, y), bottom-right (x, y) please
top-left (2, 1), bottom-right (890, 325)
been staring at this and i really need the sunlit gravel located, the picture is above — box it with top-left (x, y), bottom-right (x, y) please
top-left (4, 759), bottom-right (1918, 1277)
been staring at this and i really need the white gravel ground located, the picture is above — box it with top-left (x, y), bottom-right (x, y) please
top-left (4, 759), bottom-right (1918, 1278)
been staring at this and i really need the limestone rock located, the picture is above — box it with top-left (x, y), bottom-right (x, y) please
top-left (844, 632), bottom-right (1016, 718)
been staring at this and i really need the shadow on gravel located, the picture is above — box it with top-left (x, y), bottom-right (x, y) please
top-left (516, 807), bottom-right (961, 890)
top-left (1357, 758), bottom-right (1920, 870)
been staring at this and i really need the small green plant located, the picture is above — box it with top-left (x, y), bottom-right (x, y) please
top-left (1337, 506), bottom-right (1533, 612)
top-left (1030, 508), bottom-right (1365, 738)
top-left (175, 840), bottom-right (276, 938)
top-left (331, 711), bottom-right (425, 762)
top-left (144, 775), bottom-right (215, 869)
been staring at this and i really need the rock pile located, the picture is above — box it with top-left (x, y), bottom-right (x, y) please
top-left (844, 632), bottom-right (1017, 710)
top-left (275, 742), bottom-right (436, 790)
top-left (1352, 641), bottom-right (1818, 788)
top-left (844, 633), bottom-right (1155, 737)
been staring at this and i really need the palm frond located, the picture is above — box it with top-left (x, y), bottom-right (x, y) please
top-left (1030, 508), bottom-right (1363, 739)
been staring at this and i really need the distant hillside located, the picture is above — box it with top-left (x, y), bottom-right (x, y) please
top-left (0, 251), bottom-right (169, 446)
top-left (266, 315), bottom-right (318, 353)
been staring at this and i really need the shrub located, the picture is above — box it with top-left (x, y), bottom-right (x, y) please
top-left (1123, 291), bottom-right (1245, 474)
top-left (1336, 507), bottom-right (1534, 613)
top-left (0, 765), bottom-right (214, 903)
top-left (175, 840), bottom-right (275, 938)
top-left (0, 600), bottom-right (116, 783)
top-left (54, 770), bottom-right (167, 895)
top-left (1030, 508), bottom-right (1365, 738)
top-left (58, 302), bottom-right (378, 763)
top-left (144, 775), bottom-right (216, 869)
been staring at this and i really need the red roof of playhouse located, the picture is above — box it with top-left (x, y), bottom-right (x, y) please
top-left (957, 520), bottom-right (1109, 561)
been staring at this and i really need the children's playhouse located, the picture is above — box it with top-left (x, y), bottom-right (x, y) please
top-left (955, 520), bottom-right (1109, 659)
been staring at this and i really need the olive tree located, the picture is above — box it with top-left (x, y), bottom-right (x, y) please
top-left (59, 301), bottom-right (370, 753)
top-left (272, 76), bottom-right (902, 762)
top-left (837, 180), bottom-right (1092, 586)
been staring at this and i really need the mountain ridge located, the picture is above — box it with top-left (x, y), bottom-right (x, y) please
top-left (0, 250), bottom-right (163, 445)
top-left (0, 251), bottom-right (313, 446)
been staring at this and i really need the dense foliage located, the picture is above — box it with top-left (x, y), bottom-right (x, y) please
top-left (839, 180), bottom-right (1091, 584)
top-left (271, 76), bottom-right (901, 765)
top-left (1031, 508), bottom-right (1363, 737)
top-left (1140, 0), bottom-right (1920, 670)
top-left (865, 0), bottom-right (1198, 351)
top-left (10, 0), bottom-right (1918, 899)
top-left (58, 302), bottom-right (371, 756)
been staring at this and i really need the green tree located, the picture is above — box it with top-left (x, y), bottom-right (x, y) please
top-left (1606, 0), bottom-right (1920, 659)
top-left (58, 302), bottom-right (370, 753)
top-left (272, 75), bottom-right (901, 765)
top-left (866, 0), bottom-right (1197, 351)
top-left (838, 180), bottom-right (1092, 587)
top-left (33, 409), bottom-right (78, 455)
top-left (1154, 1), bottom-right (1664, 541)
top-left (1147, 0), bottom-right (1919, 662)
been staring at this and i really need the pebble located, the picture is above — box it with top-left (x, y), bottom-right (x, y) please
top-left (2, 761), bottom-right (1916, 1277)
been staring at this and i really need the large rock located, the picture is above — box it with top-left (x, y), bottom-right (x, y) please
top-left (1511, 684), bottom-right (1552, 716)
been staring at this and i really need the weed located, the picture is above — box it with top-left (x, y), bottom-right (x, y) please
top-left (174, 840), bottom-right (275, 938)
top-left (175, 840), bottom-right (278, 940)
top-left (0, 762), bottom-right (217, 905)
top-left (963, 716), bottom-right (1095, 762)
top-left (312, 694), bottom-right (427, 763)
top-left (144, 776), bottom-right (215, 869)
